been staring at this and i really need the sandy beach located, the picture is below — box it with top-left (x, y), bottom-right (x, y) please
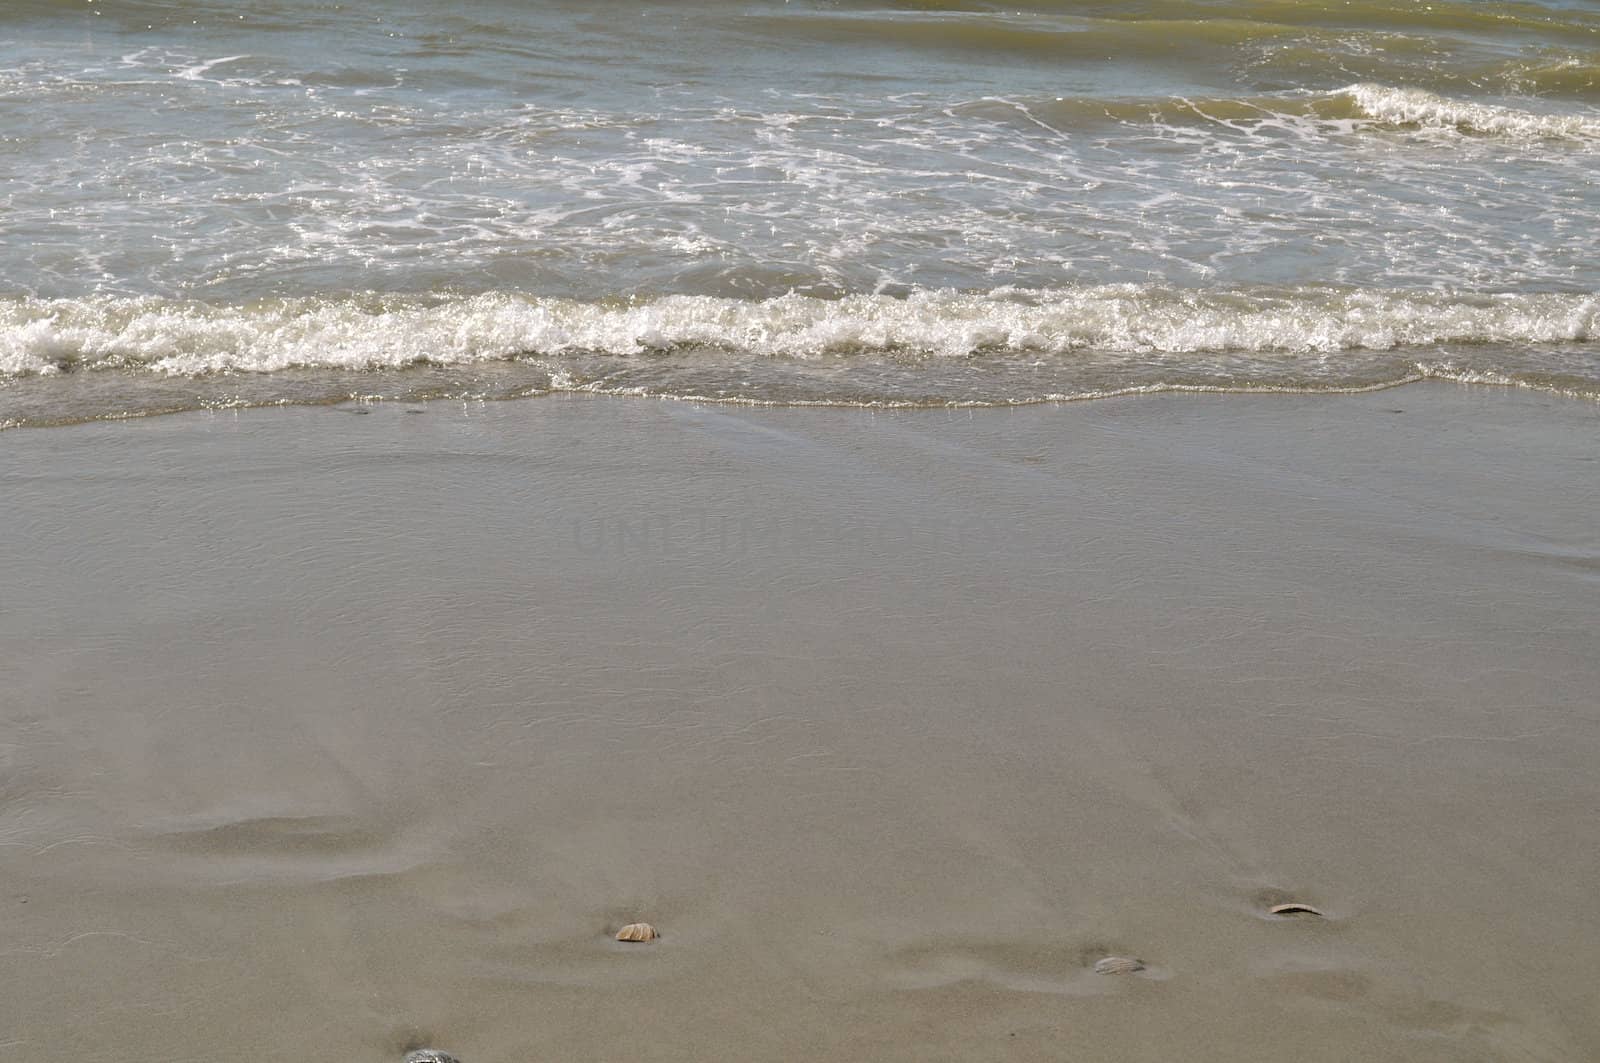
top-left (7, 0), bottom-right (1599, 1056)
top-left (1, 384), bottom-right (1596, 1061)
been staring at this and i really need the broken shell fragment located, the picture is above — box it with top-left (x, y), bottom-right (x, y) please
top-left (616, 922), bottom-right (659, 942)
top-left (1092, 956), bottom-right (1146, 975)
top-left (404, 1051), bottom-right (462, 1063)
top-left (1268, 903), bottom-right (1324, 918)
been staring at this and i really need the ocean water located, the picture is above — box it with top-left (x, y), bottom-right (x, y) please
top-left (2, 0), bottom-right (1598, 425)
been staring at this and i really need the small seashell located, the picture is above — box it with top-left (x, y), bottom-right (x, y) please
top-left (404, 1050), bottom-right (462, 1063)
top-left (616, 922), bottom-right (658, 943)
top-left (1093, 956), bottom-right (1145, 975)
top-left (1268, 903), bottom-right (1324, 918)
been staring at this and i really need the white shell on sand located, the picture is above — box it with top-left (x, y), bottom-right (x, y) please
top-left (1269, 902), bottom-right (1324, 917)
top-left (404, 1051), bottom-right (462, 1063)
top-left (1092, 956), bottom-right (1146, 975)
top-left (616, 922), bottom-right (659, 942)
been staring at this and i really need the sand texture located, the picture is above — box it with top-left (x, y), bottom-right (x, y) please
top-left (1, 386), bottom-right (1597, 1062)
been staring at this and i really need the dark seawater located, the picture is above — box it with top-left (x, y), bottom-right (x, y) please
top-left (2, 0), bottom-right (1598, 424)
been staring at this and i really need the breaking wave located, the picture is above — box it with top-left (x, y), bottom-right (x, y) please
top-left (1340, 83), bottom-right (1600, 141)
top-left (4, 286), bottom-right (1596, 378)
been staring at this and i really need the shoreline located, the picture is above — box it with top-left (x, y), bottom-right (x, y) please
top-left (3, 366), bottom-right (1598, 434)
top-left (2, 383), bottom-right (1597, 1062)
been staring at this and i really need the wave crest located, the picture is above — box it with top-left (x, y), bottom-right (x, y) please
top-left (1340, 83), bottom-right (1600, 140)
top-left (2, 287), bottom-right (1596, 378)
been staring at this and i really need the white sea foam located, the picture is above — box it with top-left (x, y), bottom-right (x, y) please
top-left (1341, 84), bottom-right (1600, 141)
top-left (2, 288), bottom-right (1595, 378)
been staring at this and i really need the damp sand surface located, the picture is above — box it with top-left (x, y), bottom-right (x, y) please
top-left (1, 385), bottom-right (1598, 1062)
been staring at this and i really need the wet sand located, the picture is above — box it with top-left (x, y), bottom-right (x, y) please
top-left (1, 385), bottom-right (1597, 1062)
